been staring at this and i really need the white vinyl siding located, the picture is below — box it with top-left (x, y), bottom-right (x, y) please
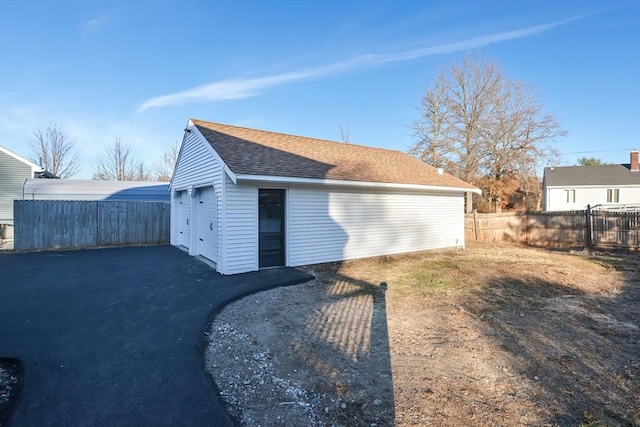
top-left (545, 185), bottom-right (640, 211)
top-left (172, 131), bottom-right (221, 190)
top-left (0, 151), bottom-right (32, 224)
top-left (223, 178), bottom-right (257, 274)
top-left (288, 186), bottom-right (464, 266)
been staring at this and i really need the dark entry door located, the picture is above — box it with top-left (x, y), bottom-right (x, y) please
top-left (259, 189), bottom-right (285, 268)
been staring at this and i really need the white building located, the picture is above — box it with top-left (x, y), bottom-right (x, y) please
top-left (170, 119), bottom-right (480, 275)
top-left (543, 151), bottom-right (640, 211)
top-left (0, 145), bottom-right (56, 239)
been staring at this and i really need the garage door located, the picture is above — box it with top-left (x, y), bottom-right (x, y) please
top-left (177, 191), bottom-right (190, 248)
top-left (197, 187), bottom-right (217, 262)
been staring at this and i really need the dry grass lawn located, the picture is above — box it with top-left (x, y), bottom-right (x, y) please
top-left (208, 243), bottom-right (640, 426)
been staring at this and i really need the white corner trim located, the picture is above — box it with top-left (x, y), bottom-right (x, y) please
top-left (219, 172), bottom-right (227, 275)
top-left (235, 173), bottom-right (482, 194)
top-left (223, 166), bottom-right (237, 184)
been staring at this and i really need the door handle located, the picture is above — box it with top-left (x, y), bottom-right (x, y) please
top-left (187, 219), bottom-right (190, 225)
top-left (209, 222), bottom-right (213, 231)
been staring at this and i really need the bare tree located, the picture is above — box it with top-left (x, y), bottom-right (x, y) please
top-left (132, 161), bottom-right (152, 181)
top-left (338, 124), bottom-right (350, 143)
top-left (93, 138), bottom-right (150, 181)
top-left (153, 141), bottom-right (180, 182)
top-left (411, 75), bottom-right (452, 170)
top-left (411, 53), bottom-right (503, 212)
top-left (410, 52), bottom-right (565, 212)
top-left (479, 81), bottom-right (564, 211)
top-left (30, 124), bottom-right (80, 178)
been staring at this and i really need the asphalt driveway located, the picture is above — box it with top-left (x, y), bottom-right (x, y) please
top-left (0, 245), bottom-right (312, 426)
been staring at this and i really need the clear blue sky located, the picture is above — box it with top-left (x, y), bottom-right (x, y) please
top-left (1, 0), bottom-right (639, 178)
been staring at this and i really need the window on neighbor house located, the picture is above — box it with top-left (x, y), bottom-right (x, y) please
top-left (607, 188), bottom-right (620, 203)
top-left (565, 189), bottom-right (576, 203)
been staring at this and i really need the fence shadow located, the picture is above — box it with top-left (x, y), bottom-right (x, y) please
top-left (208, 262), bottom-right (396, 426)
top-left (292, 263), bottom-right (396, 425)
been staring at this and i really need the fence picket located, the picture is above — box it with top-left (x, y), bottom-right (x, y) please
top-left (14, 200), bottom-right (170, 251)
top-left (465, 209), bottom-right (639, 250)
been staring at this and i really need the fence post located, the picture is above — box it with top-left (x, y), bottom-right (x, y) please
top-left (473, 209), bottom-right (479, 241)
top-left (585, 204), bottom-right (593, 248)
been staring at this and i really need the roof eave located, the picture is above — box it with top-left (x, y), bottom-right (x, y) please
top-left (235, 173), bottom-right (482, 194)
top-left (545, 183), bottom-right (640, 188)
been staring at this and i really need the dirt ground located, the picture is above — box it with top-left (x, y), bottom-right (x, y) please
top-left (206, 243), bottom-right (640, 426)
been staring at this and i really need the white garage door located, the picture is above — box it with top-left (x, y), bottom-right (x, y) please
top-left (197, 187), bottom-right (217, 262)
top-left (177, 191), bottom-right (190, 248)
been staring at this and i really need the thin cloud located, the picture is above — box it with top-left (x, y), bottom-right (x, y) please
top-left (82, 14), bottom-right (109, 32)
top-left (137, 16), bottom-right (584, 112)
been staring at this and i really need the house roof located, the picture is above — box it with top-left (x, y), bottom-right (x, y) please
top-left (544, 164), bottom-right (640, 187)
top-left (22, 179), bottom-right (170, 201)
top-left (191, 119), bottom-right (477, 191)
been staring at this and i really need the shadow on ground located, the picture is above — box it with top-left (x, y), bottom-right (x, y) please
top-left (207, 261), bottom-right (396, 426)
top-left (466, 250), bottom-right (640, 425)
top-left (296, 264), bottom-right (396, 425)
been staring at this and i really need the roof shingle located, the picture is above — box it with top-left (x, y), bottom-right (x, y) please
top-left (192, 119), bottom-right (477, 190)
top-left (544, 164), bottom-right (640, 187)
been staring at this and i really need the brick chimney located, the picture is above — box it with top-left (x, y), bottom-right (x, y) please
top-left (631, 150), bottom-right (639, 172)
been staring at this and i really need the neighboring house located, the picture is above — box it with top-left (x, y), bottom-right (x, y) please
top-left (21, 179), bottom-right (170, 202)
top-left (543, 150), bottom-right (640, 211)
top-left (0, 145), bottom-right (56, 238)
top-left (170, 119), bottom-right (480, 275)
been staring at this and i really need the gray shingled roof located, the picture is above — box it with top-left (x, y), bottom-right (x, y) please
top-left (22, 179), bottom-right (170, 201)
top-left (544, 164), bottom-right (640, 186)
top-left (192, 119), bottom-right (478, 190)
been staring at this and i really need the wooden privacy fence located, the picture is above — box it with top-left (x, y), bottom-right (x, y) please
top-left (14, 200), bottom-right (170, 251)
top-left (465, 208), bottom-right (639, 250)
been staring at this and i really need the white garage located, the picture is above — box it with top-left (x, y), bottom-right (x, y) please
top-left (170, 119), bottom-right (480, 275)
top-left (171, 187), bottom-right (217, 263)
